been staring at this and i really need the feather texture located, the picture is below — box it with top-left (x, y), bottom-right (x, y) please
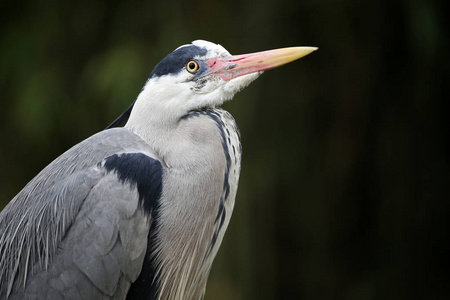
top-left (0, 129), bottom-right (162, 299)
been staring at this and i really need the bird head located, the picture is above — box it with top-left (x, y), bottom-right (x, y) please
top-left (119, 40), bottom-right (316, 129)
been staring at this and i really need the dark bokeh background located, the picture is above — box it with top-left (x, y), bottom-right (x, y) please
top-left (1, 0), bottom-right (449, 299)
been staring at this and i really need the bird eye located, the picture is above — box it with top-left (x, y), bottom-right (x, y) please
top-left (186, 60), bottom-right (199, 73)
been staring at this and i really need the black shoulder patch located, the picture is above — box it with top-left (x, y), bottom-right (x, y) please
top-left (102, 153), bottom-right (163, 299)
top-left (102, 153), bottom-right (163, 215)
top-left (149, 45), bottom-right (208, 78)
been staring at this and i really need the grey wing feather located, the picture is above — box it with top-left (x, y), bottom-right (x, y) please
top-left (0, 128), bottom-right (162, 299)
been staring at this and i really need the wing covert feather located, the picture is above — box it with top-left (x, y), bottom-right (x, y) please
top-left (1, 128), bottom-right (163, 299)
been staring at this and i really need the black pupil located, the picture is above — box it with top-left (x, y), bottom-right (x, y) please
top-left (189, 62), bottom-right (196, 70)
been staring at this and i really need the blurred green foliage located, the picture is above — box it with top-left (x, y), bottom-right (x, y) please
top-left (0, 0), bottom-right (448, 299)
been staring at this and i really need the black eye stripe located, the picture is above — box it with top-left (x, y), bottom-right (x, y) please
top-left (149, 45), bottom-right (207, 78)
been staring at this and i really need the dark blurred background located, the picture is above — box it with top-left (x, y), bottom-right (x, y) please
top-left (0, 0), bottom-right (449, 299)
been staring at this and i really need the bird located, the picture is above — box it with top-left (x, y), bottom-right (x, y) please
top-left (0, 40), bottom-right (316, 299)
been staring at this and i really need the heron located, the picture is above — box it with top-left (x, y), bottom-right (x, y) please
top-left (0, 40), bottom-right (316, 299)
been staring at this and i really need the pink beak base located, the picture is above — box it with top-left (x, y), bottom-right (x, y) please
top-left (205, 46), bottom-right (318, 81)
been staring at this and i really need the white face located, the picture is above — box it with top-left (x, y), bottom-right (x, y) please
top-left (139, 40), bottom-right (262, 114)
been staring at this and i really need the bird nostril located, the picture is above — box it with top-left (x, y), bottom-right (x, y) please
top-left (224, 64), bottom-right (237, 70)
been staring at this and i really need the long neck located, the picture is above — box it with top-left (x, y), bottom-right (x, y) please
top-left (127, 104), bottom-right (241, 299)
top-left (124, 83), bottom-right (188, 163)
top-left (153, 109), bottom-right (241, 300)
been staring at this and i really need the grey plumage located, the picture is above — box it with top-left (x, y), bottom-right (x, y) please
top-left (0, 129), bottom-right (157, 298)
top-left (1, 110), bottom-right (240, 299)
top-left (0, 40), bottom-right (316, 299)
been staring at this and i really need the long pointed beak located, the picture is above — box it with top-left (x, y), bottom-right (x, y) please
top-left (205, 46), bottom-right (318, 81)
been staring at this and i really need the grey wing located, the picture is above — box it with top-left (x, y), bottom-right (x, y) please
top-left (0, 129), bottom-right (163, 299)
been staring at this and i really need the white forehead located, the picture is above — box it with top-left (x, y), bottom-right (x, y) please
top-left (175, 40), bottom-right (231, 59)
